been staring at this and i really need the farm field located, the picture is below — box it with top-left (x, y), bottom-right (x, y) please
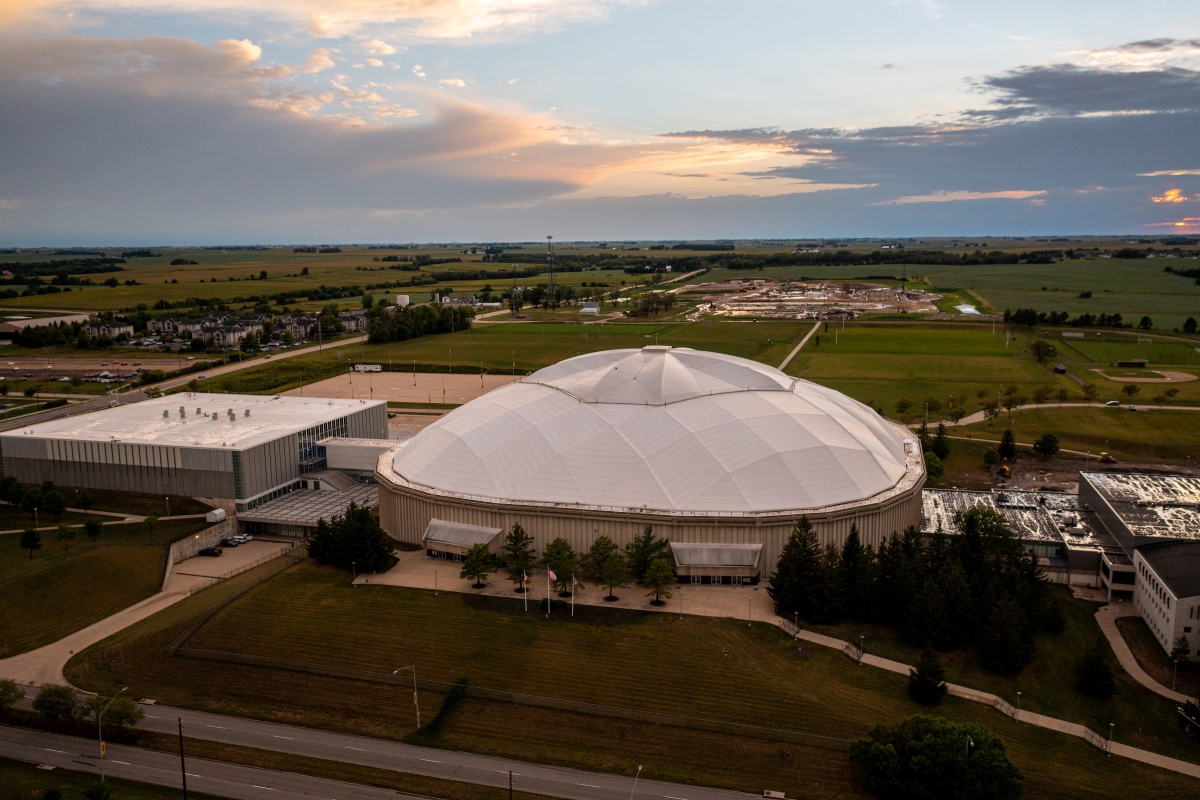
top-left (0, 517), bottom-right (209, 655)
top-left (65, 560), bottom-right (1200, 798)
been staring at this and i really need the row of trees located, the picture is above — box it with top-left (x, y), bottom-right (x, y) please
top-left (1005, 308), bottom-right (1146, 329)
top-left (307, 502), bottom-right (397, 574)
top-left (459, 525), bottom-right (678, 605)
top-left (769, 510), bottom-right (1062, 675)
top-left (367, 302), bottom-right (475, 344)
top-left (0, 477), bottom-right (91, 520)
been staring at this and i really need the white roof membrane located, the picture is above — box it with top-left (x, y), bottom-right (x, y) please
top-left (391, 347), bottom-right (913, 514)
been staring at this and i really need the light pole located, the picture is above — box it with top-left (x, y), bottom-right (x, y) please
top-left (393, 666), bottom-right (421, 728)
top-left (859, 635), bottom-right (866, 665)
top-left (351, 561), bottom-right (356, 586)
top-left (1108, 723), bottom-right (1114, 756)
top-left (98, 686), bottom-right (129, 781)
top-left (965, 734), bottom-right (974, 765)
top-left (1016, 691), bottom-right (1021, 721)
top-left (629, 765), bottom-right (643, 800)
top-left (165, 496), bottom-right (170, 517)
top-left (1174, 659), bottom-right (1180, 691)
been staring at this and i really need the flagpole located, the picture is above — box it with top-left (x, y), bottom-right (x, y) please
top-left (571, 573), bottom-right (575, 617)
top-left (523, 571), bottom-right (528, 612)
top-left (547, 568), bottom-right (551, 618)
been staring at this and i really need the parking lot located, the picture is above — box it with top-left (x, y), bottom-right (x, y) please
top-left (170, 537), bottom-right (297, 580)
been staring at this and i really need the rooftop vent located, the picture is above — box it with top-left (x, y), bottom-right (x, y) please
top-left (196, 407), bottom-right (201, 415)
top-left (212, 412), bottom-right (218, 421)
top-left (163, 410), bottom-right (169, 418)
top-left (244, 409), bottom-right (250, 417)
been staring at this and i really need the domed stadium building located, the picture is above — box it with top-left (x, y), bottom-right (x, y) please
top-left (376, 346), bottom-right (924, 583)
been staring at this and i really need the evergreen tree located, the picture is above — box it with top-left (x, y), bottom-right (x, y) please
top-left (501, 523), bottom-right (537, 590)
top-left (932, 422), bottom-right (951, 459)
top-left (623, 525), bottom-right (669, 581)
top-left (810, 543), bottom-right (844, 624)
top-left (642, 557), bottom-right (675, 604)
top-left (768, 517), bottom-right (821, 620)
top-left (459, 543), bottom-right (495, 588)
top-left (542, 536), bottom-right (578, 594)
top-left (905, 579), bottom-right (948, 649)
top-left (305, 502), bottom-right (395, 573)
top-left (840, 524), bottom-right (864, 618)
top-left (998, 428), bottom-right (1017, 460)
top-left (1077, 638), bottom-right (1115, 699)
top-left (908, 648), bottom-right (948, 705)
top-left (938, 561), bottom-right (974, 648)
top-left (979, 596), bottom-right (1033, 675)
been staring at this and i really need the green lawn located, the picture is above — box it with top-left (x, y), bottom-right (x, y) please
top-left (0, 517), bottom-right (210, 655)
top-left (65, 561), bottom-right (1200, 798)
top-left (959, 407), bottom-right (1200, 463)
top-left (192, 320), bottom-right (811, 395)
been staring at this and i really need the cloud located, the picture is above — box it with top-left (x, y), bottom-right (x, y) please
top-left (298, 48), bottom-right (335, 73)
top-left (883, 190), bottom-right (1047, 205)
top-left (412, 65), bottom-right (426, 78)
top-left (1140, 169), bottom-right (1200, 176)
top-left (5, 0), bottom-right (638, 42)
top-left (0, 199), bottom-right (24, 211)
top-left (365, 39), bottom-right (396, 55)
top-left (439, 78), bottom-right (465, 87)
top-left (1152, 189), bottom-right (1189, 203)
top-left (214, 38), bottom-right (261, 66)
top-left (365, 58), bottom-right (383, 67)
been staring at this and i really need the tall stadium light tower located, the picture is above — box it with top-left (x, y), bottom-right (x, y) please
top-left (547, 235), bottom-right (556, 309)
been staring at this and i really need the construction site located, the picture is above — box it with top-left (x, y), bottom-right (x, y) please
top-left (686, 279), bottom-right (943, 320)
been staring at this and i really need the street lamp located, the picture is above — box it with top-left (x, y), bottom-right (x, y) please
top-left (98, 686), bottom-right (130, 781)
top-left (1108, 723), bottom-right (1114, 757)
top-left (1016, 691), bottom-right (1021, 721)
top-left (393, 666), bottom-right (421, 728)
top-left (165, 496), bottom-right (170, 517)
top-left (965, 734), bottom-right (974, 764)
top-left (351, 561), bottom-right (356, 586)
top-left (629, 765), bottom-right (643, 800)
top-left (859, 635), bottom-right (866, 665)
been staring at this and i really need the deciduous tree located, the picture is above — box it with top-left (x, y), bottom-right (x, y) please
top-left (642, 558), bottom-right (675, 605)
top-left (542, 536), bottom-right (578, 594)
top-left (33, 685), bottom-right (82, 725)
top-left (599, 552), bottom-right (629, 600)
top-left (459, 543), bottom-right (495, 588)
top-left (1032, 432), bottom-right (1060, 459)
top-left (19, 527), bottom-right (40, 559)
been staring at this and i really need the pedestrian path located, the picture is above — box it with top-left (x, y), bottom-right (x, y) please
top-left (777, 321), bottom-right (821, 371)
top-left (1094, 602), bottom-right (1190, 702)
top-left (776, 619), bottom-right (1200, 779)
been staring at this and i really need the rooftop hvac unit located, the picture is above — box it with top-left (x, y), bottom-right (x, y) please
top-left (244, 409), bottom-right (250, 417)
top-left (163, 410), bottom-right (169, 418)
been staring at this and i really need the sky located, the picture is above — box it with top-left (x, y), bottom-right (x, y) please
top-left (1, 0), bottom-right (1199, 244)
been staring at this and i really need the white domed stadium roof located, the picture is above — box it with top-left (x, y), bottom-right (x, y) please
top-left (389, 346), bottom-right (915, 514)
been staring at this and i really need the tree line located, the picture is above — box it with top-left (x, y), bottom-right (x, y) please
top-left (366, 303), bottom-right (475, 344)
top-left (768, 509), bottom-right (1063, 676)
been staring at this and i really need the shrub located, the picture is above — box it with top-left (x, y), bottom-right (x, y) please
top-left (33, 685), bottom-right (82, 724)
top-left (850, 715), bottom-right (1023, 800)
top-left (0, 678), bottom-right (24, 714)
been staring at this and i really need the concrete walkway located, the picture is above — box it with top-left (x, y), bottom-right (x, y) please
top-left (782, 623), bottom-right (1200, 778)
top-left (1095, 602), bottom-right (1190, 703)
top-left (777, 321), bottom-right (822, 371)
top-left (366, 555), bottom-right (1200, 780)
top-left (951, 401), bottom-right (1200, 427)
top-left (0, 539), bottom-right (296, 686)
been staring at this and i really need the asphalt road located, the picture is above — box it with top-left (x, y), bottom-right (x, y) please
top-left (1, 724), bottom-right (403, 800)
top-left (9, 691), bottom-right (758, 800)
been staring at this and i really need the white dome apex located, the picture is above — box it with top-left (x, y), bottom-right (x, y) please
top-left (390, 346), bottom-right (915, 514)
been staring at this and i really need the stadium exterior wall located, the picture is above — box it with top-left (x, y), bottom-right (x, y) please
top-left (376, 451), bottom-right (925, 576)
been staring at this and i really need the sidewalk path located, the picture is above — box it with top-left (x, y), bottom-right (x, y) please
top-left (780, 622), bottom-right (1200, 779)
top-left (777, 321), bottom-right (822, 372)
top-left (1095, 602), bottom-right (1190, 703)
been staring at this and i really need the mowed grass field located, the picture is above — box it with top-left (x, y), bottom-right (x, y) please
top-left (66, 561), bottom-right (1200, 798)
top-left (958, 407), bottom-right (1200, 463)
top-left (0, 518), bottom-right (209, 655)
top-left (784, 323), bottom-right (1065, 416)
top-left (194, 319), bottom-right (809, 394)
top-left (0, 757), bottom-right (224, 800)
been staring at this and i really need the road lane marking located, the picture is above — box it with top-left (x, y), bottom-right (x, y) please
top-left (112, 761), bottom-right (130, 765)
top-left (577, 784), bottom-right (601, 789)
top-left (44, 749), bottom-right (65, 753)
top-left (186, 773), bottom-right (202, 778)
top-left (344, 747), bottom-right (366, 751)
top-left (272, 736), bottom-right (293, 740)
top-left (664, 796), bottom-right (689, 799)
top-left (419, 758), bottom-right (441, 763)
top-left (206, 725), bottom-right (226, 729)
top-left (252, 785), bottom-right (274, 790)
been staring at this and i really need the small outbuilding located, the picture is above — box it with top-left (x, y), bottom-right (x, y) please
top-left (669, 542), bottom-right (763, 585)
top-left (422, 519), bottom-right (503, 561)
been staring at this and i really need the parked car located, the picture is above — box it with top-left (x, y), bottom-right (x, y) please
top-left (1128, 405), bottom-right (1138, 411)
top-left (1105, 400), bottom-right (1120, 407)
top-left (232, 534), bottom-right (253, 543)
top-left (220, 538), bottom-right (240, 547)
top-left (198, 547), bottom-right (223, 557)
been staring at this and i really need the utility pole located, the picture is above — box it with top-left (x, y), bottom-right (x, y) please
top-left (547, 235), bottom-right (556, 310)
top-left (179, 719), bottom-right (189, 800)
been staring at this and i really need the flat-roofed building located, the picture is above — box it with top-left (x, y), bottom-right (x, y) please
top-left (1134, 541), bottom-right (1200, 662)
top-left (0, 393), bottom-right (387, 511)
top-left (669, 542), bottom-right (763, 585)
top-left (422, 519), bottom-right (503, 561)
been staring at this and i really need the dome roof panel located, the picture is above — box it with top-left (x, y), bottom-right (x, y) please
top-left (390, 347), bottom-right (918, 513)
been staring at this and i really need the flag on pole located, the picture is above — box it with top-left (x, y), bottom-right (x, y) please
top-left (547, 569), bottom-right (557, 582)
top-left (523, 571), bottom-right (529, 582)
top-left (573, 575), bottom-right (579, 587)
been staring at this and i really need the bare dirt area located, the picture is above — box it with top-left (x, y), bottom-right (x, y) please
top-left (686, 278), bottom-right (940, 320)
top-left (1091, 369), bottom-right (1198, 383)
top-left (284, 371), bottom-right (520, 404)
